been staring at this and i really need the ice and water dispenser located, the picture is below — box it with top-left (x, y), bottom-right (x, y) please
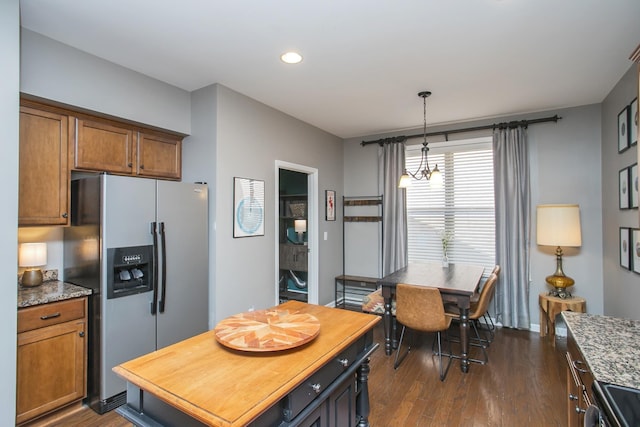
top-left (106, 245), bottom-right (153, 299)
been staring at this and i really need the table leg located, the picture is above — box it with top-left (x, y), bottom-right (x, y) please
top-left (356, 357), bottom-right (371, 427)
top-left (539, 304), bottom-right (548, 337)
top-left (383, 290), bottom-right (392, 356)
top-left (459, 306), bottom-right (470, 373)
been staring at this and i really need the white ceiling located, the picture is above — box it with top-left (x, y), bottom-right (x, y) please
top-left (19, 0), bottom-right (640, 139)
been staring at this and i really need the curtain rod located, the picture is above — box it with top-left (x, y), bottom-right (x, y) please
top-left (360, 114), bottom-right (561, 146)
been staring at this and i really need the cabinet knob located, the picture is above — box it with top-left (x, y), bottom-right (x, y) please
top-left (61, 212), bottom-right (68, 218)
top-left (79, 331), bottom-right (85, 338)
top-left (140, 164), bottom-right (144, 169)
top-left (310, 383), bottom-right (322, 394)
top-left (338, 358), bottom-right (349, 368)
top-left (128, 163), bottom-right (133, 167)
top-left (575, 405), bottom-right (585, 414)
top-left (569, 393), bottom-right (578, 401)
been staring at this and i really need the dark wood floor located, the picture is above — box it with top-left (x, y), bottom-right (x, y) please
top-left (49, 321), bottom-right (566, 427)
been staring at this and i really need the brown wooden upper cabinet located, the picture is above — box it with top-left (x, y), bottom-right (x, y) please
top-left (18, 99), bottom-right (183, 226)
top-left (74, 118), bottom-right (134, 175)
top-left (19, 106), bottom-right (70, 226)
top-left (137, 131), bottom-right (182, 179)
top-left (74, 118), bottom-right (182, 180)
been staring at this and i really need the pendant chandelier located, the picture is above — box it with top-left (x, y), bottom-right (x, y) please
top-left (398, 91), bottom-right (442, 188)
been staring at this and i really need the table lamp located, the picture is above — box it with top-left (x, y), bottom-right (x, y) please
top-left (294, 219), bottom-right (307, 244)
top-left (19, 242), bottom-right (47, 287)
top-left (536, 204), bottom-right (582, 298)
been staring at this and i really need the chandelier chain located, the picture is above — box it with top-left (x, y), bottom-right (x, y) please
top-left (399, 90), bottom-right (442, 188)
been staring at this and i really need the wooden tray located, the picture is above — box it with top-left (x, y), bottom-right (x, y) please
top-left (214, 308), bottom-right (320, 352)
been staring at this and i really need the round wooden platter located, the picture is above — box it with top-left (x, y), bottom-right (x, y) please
top-left (214, 308), bottom-right (320, 352)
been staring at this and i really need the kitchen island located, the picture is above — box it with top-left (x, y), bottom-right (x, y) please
top-left (113, 301), bottom-right (380, 426)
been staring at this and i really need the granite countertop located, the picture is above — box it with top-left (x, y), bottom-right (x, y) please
top-left (18, 281), bottom-right (92, 308)
top-left (562, 311), bottom-right (640, 390)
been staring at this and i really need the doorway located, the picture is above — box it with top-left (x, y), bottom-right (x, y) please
top-left (275, 161), bottom-right (318, 305)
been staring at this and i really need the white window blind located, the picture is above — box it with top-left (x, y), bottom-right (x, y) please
top-left (405, 138), bottom-right (495, 273)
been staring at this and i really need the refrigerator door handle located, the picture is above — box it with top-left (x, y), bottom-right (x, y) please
top-left (158, 222), bottom-right (167, 313)
top-left (151, 221), bottom-right (159, 315)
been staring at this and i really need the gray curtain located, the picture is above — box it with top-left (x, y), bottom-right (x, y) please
top-left (493, 126), bottom-right (530, 329)
top-left (378, 142), bottom-right (408, 276)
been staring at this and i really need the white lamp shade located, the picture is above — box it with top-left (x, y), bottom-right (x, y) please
top-left (294, 219), bottom-right (307, 233)
top-left (429, 167), bottom-right (443, 189)
top-left (19, 242), bottom-right (47, 267)
top-left (536, 204), bottom-right (582, 247)
top-left (398, 173), bottom-right (412, 188)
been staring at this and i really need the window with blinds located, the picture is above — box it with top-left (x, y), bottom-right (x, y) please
top-left (405, 137), bottom-right (495, 273)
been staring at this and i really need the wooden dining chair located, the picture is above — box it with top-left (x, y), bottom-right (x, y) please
top-left (442, 272), bottom-right (499, 365)
top-left (393, 284), bottom-right (453, 381)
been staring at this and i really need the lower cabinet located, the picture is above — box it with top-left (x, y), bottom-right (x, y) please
top-left (279, 244), bottom-right (308, 302)
top-left (16, 298), bottom-right (87, 425)
top-left (565, 330), bottom-right (594, 426)
top-left (296, 375), bottom-right (356, 427)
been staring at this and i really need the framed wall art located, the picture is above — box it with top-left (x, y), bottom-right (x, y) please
top-left (632, 229), bottom-right (640, 274)
top-left (620, 227), bottom-right (630, 269)
top-left (619, 167), bottom-right (630, 209)
top-left (618, 105), bottom-right (629, 153)
top-left (233, 177), bottom-right (265, 238)
top-left (325, 190), bottom-right (336, 221)
top-left (631, 163), bottom-right (639, 209)
top-left (631, 97), bottom-right (638, 147)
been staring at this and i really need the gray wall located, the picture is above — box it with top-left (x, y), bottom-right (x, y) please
top-left (192, 85), bottom-right (344, 322)
top-left (183, 85), bottom-right (218, 327)
top-left (344, 104), bottom-right (605, 327)
top-left (1, 1), bottom-right (19, 423)
top-left (20, 30), bottom-right (191, 134)
top-left (602, 65), bottom-right (640, 319)
top-left (529, 104), bottom-right (603, 319)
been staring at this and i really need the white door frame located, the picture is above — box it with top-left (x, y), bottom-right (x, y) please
top-left (275, 160), bottom-right (318, 305)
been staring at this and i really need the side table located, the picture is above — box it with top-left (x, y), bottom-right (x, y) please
top-left (539, 292), bottom-right (586, 346)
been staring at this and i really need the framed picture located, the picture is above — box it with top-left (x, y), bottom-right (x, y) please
top-left (619, 167), bottom-right (630, 209)
top-left (618, 105), bottom-right (629, 153)
top-left (631, 98), bottom-right (638, 146)
top-left (325, 190), bottom-right (336, 221)
top-left (632, 163), bottom-right (639, 209)
top-left (233, 177), bottom-right (265, 238)
top-left (632, 229), bottom-right (640, 274)
top-left (620, 227), bottom-right (630, 269)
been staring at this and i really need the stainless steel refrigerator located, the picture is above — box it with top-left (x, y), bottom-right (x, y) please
top-left (63, 174), bottom-right (209, 414)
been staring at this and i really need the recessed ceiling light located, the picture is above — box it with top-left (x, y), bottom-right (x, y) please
top-left (280, 51), bottom-right (303, 64)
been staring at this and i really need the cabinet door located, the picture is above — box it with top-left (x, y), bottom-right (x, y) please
top-left (74, 118), bottom-right (134, 174)
top-left (328, 376), bottom-right (356, 427)
top-left (280, 244), bottom-right (308, 271)
top-left (137, 132), bottom-right (182, 179)
top-left (16, 319), bottom-right (87, 425)
top-left (19, 107), bottom-right (70, 226)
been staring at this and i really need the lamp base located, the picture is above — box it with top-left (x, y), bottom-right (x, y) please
top-left (21, 269), bottom-right (43, 287)
top-left (545, 274), bottom-right (574, 299)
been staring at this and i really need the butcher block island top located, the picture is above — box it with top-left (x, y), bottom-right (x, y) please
top-left (113, 301), bottom-right (380, 426)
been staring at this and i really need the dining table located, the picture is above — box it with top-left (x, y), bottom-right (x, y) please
top-left (377, 261), bottom-right (485, 373)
